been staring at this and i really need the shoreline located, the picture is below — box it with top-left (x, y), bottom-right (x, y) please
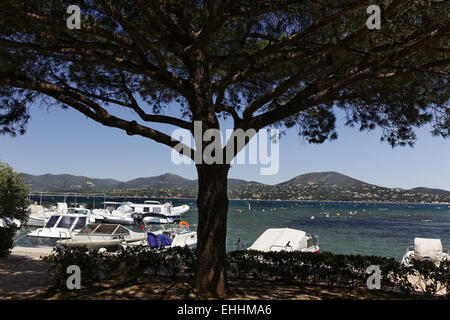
top-left (28, 194), bottom-right (450, 206)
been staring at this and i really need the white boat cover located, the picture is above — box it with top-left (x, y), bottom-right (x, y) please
top-left (57, 203), bottom-right (68, 213)
top-left (248, 228), bottom-right (308, 252)
top-left (30, 205), bottom-right (44, 213)
top-left (414, 238), bottom-right (443, 263)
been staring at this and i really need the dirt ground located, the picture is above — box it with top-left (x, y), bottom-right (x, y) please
top-left (0, 249), bottom-right (50, 299)
top-left (48, 277), bottom-right (436, 300)
top-left (0, 247), bottom-right (445, 300)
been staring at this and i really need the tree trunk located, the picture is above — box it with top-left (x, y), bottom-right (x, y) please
top-left (194, 163), bottom-right (230, 297)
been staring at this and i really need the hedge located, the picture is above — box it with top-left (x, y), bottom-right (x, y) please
top-left (43, 246), bottom-right (450, 297)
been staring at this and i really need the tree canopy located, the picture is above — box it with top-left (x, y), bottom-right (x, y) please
top-left (0, 0), bottom-right (448, 296)
top-left (0, 0), bottom-right (448, 153)
top-left (0, 162), bottom-right (30, 222)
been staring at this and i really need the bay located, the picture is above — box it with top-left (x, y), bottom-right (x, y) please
top-left (16, 195), bottom-right (450, 260)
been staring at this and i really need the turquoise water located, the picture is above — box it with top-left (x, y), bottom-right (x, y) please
top-left (17, 196), bottom-right (450, 260)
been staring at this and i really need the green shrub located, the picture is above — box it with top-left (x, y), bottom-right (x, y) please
top-left (0, 226), bottom-right (15, 257)
top-left (43, 246), bottom-right (103, 292)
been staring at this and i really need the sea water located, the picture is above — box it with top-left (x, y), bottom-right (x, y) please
top-left (15, 196), bottom-right (450, 260)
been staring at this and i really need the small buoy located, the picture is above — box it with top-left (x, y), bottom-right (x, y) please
top-left (336, 213), bottom-right (340, 216)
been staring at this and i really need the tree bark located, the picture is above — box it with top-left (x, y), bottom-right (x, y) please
top-left (194, 163), bottom-right (230, 297)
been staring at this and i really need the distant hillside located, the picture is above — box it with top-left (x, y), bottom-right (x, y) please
top-left (21, 173), bottom-right (121, 192)
top-left (278, 171), bottom-right (369, 187)
top-left (21, 172), bottom-right (249, 192)
top-left (117, 173), bottom-right (196, 189)
top-left (409, 187), bottom-right (450, 197)
top-left (20, 171), bottom-right (450, 203)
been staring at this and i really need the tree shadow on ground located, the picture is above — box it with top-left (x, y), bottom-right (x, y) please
top-left (49, 277), bottom-right (437, 300)
top-left (0, 255), bottom-right (50, 299)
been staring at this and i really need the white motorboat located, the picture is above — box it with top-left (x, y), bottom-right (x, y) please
top-left (92, 202), bottom-right (135, 225)
top-left (27, 213), bottom-right (90, 247)
top-left (133, 201), bottom-right (189, 224)
top-left (26, 203), bottom-right (68, 227)
top-left (57, 223), bottom-right (146, 250)
top-left (247, 228), bottom-right (320, 253)
top-left (401, 238), bottom-right (450, 267)
top-left (94, 201), bottom-right (190, 225)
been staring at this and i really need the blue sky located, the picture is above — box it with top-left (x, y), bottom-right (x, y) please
top-left (0, 102), bottom-right (449, 190)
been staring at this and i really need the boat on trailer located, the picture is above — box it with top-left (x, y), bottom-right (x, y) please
top-left (57, 223), bottom-right (146, 250)
top-left (401, 238), bottom-right (450, 267)
top-left (247, 228), bottom-right (320, 253)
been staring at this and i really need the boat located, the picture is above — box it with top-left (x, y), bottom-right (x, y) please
top-left (147, 222), bottom-right (197, 248)
top-left (247, 228), bottom-right (319, 253)
top-left (26, 212), bottom-right (90, 247)
top-left (57, 223), bottom-right (146, 250)
top-left (401, 238), bottom-right (450, 267)
top-left (131, 212), bottom-right (178, 225)
top-left (134, 201), bottom-right (189, 224)
top-left (94, 201), bottom-right (190, 225)
top-left (25, 203), bottom-right (67, 227)
top-left (92, 202), bottom-right (135, 225)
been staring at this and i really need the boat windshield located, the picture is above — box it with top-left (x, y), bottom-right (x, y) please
top-left (113, 225), bottom-right (130, 235)
top-left (93, 224), bottom-right (121, 234)
top-left (56, 216), bottom-right (77, 229)
top-left (73, 217), bottom-right (87, 230)
top-left (44, 215), bottom-right (60, 228)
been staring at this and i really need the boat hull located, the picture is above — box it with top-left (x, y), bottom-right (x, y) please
top-left (143, 216), bottom-right (180, 224)
top-left (98, 216), bottom-right (135, 225)
top-left (57, 239), bottom-right (123, 250)
top-left (27, 235), bottom-right (70, 247)
top-left (25, 216), bottom-right (47, 227)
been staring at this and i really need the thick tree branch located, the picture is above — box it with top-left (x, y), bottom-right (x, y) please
top-left (0, 75), bottom-right (195, 159)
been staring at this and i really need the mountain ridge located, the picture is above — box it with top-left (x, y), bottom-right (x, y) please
top-left (20, 171), bottom-right (449, 194)
top-left (277, 171), bottom-right (371, 187)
